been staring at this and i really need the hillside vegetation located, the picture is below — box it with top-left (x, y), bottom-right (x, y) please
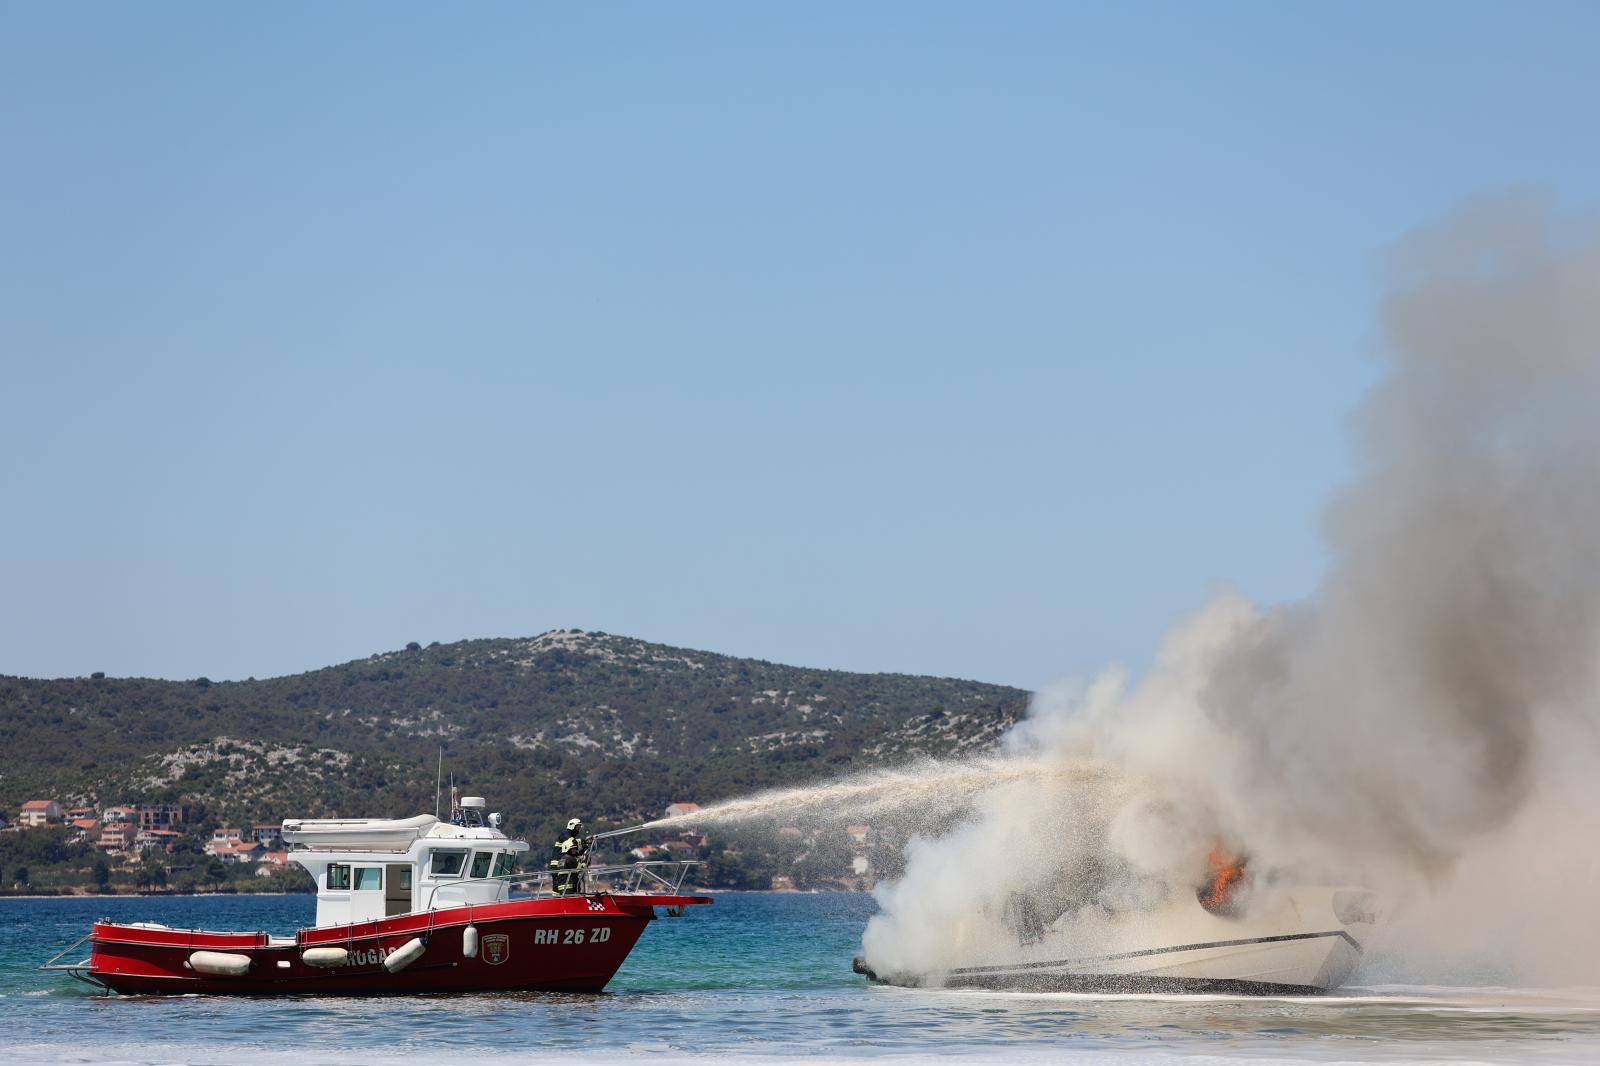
top-left (1, 631), bottom-right (1029, 843)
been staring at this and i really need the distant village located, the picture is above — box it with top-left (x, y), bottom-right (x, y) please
top-left (2, 797), bottom-right (879, 893)
top-left (1, 798), bottom-right (295, 892)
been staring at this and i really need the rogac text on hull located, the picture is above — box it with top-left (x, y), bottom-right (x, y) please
top-left (44, 796), bottom-right (709, 995)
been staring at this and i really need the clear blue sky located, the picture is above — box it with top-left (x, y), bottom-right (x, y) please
top-left (3, 2), bottom-right (1597, 687)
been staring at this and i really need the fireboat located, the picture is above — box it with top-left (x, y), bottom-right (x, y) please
top-left (43, 795), bottom-right (709, 995)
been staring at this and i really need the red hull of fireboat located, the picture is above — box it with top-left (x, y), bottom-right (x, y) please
top-left (78, 892), bottom-right (709, 995)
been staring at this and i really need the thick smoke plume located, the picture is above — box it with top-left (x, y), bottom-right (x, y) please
top-left (851, 194), bottom-right (1600, 982)
top-left (651, 196), bottom-right (1600, 981)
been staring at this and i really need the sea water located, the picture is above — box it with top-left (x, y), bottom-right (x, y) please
top-left (5, 894), bottom-right (1600, 1064)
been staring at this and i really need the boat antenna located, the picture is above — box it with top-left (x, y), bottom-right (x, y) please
top-left (434, 745), bottom-right (443, 819)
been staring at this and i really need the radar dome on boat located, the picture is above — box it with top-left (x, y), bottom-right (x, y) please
top-left (460, 796), bottom-right (487, 808)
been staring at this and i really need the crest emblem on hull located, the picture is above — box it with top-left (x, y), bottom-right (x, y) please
top-left (482, 934), bottom-right (510, 965)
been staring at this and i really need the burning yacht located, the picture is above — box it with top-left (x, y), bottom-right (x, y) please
top-left (855, 854), bottom-right (1376, 995)
top-left (44, 795), bottom-right (709, 995)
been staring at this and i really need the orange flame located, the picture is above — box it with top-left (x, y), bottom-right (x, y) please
top-left (1198, 846), bottom-right (1249, 913)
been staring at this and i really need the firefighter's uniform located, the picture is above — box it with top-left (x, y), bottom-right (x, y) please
top-left (549, 818), bottom-right (591, 895)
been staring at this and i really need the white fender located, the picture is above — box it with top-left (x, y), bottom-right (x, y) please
top-left (383, 937), bottom-right (427, 974)
top-left (187, 950), bottom-right (252, 977)
top-left (301, 947), bottom-right (349, 969)
top-left (462, 924), bottom-right (479, 959)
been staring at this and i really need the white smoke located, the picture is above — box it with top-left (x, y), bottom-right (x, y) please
top-left (860, 193), bottom-right (1600, 983)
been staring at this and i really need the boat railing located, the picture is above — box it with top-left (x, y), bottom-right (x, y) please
top-left (580, 860), bottom-right (702, 896)
top-left (40, 932), bottom-right (104, 988)
top-left (424, 860), bottom-right (700, 911)
top-left (41, 932), bottom-right (94, 972)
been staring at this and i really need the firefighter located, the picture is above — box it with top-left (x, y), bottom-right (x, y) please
top-left (549, 817), bottom-right (591, 895)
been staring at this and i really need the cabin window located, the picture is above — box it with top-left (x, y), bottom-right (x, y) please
top-left (327, 864), bottom-right (351, 890)
top-left (429, 849), bottom-right (468, 878)
top-left (470, 851), bottom-right (493, 879)
top-left (492, 852), bottom-right (516, 877)
top-left (354, 866), bottom-right (383, 891)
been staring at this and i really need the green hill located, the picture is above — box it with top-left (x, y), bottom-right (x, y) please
top-left (0, 631), bottom-right (1028, 843)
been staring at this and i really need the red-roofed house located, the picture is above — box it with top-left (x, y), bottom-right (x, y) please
top-left (135, 828), bottom-right (183, 852)
top-left (845, 825), bottom-right (870, 845)
top-left (98, 822), bottom-right (139, 852)
top-left (254, 850), bottom-right (291, 876)
top-left (212, 840), bottom-right (263, 864)
top-left (19, 800), bottom-right (62, 827)
top-left (205, 828), bottom-right (257, 859)
top-left (664, 802), bottom-right (701, 820)
top-left (69, 817), bottom-right (101, 843)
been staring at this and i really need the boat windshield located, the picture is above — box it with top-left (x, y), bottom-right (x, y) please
top-left (429, 849), bottom-right (468, 877)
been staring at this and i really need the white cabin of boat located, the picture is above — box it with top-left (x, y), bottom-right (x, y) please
top-left (282, 797), bottom-right (530, 927)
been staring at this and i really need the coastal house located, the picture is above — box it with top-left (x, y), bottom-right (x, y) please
top-left (211, 839), bottom-right (263, 864)
top-left (664, 802), bottom-right (701, 820)
top-left (134, 828), bottom-right (182, 852)
top-left (251, 824), bottom-right (284, 848)
top-left (98, 822), bottom-right (139, 852)
top-left (137, 803), bottom-right (189, 829)
top-left (69, 817), bottom-right (101, 843)
top-left (65, 806), bottom-right (96, 821)
top-left (101, 805), bottom-right (137, 825)
top-left (19, 799), bottom-right (63, 827)
top-left (845, 825), bottom-right (870, 845)
top-left (658, 839), bottom-right (697, 856)
top-left (628, 844), bottom-right (666, 861)
top-left (206, 827), bottom-right (267, 862)
top-left (254, 850), bottom-right (291, 875)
